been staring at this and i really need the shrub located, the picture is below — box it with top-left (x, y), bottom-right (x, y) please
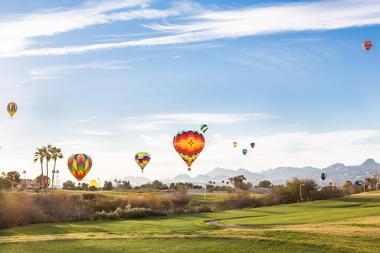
top-left (93, 205), bottom-right (166, 220)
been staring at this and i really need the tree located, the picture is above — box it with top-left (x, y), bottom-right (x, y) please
top-left (257, 180), bottom-right (272, 188)
top-left (6, 171), bottom-right (21, 186)
top-left (44, 145), bottom-right (52, 186)
top-left (50, 146), bottom-right (63, 189)
top-left (62, 180), bottom-right (75, 190)
top-left (34, 147), bottom-right (45, 186)
top-left (121, 181), bottom-right (132, 190)
top-left (103, 181), bottom-right (113, 190)
top-left (0, 178), bottom-right (12, 189)
top-left (229, 175), bottom-right (252, 190)
top-left (342, 181), bottom-right (356, 195)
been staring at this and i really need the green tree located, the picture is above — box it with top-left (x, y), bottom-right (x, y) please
top-left (33, 147), bottom-right (45, 186)
top-left (44, 145), bottom-right (52, 186)
top-left (62, 180), bottom-right (75, 190)
top-left (229, 175), bottom-right (252, 190)
top-left (257, 180), bottom-right (272, 188)
top-left (6, 171), bottom-right (21, 187)
top-left (103, 181), bottom-right (113, 190)
top-left (50, 146), bottom-right (63, 189)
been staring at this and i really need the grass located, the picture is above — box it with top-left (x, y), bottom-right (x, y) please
top-left (2, 192), bottom-right (380, 252)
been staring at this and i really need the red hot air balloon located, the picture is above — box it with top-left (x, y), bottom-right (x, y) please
top-left (362, 40), bottom-right (372, 52)
top-left (173, 131), bottom-right (205, 171)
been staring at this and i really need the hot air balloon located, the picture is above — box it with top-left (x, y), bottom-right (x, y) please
top-left (362, 40), bottom-right (372, 52)
top-left (7, 102), bottom-right (17, 118)
top-left (242, 149), bottom-right (248, 155)
top-left (135, 152), bottom-right (151, 172)
top-left (67, 154), bottom-right (92, 181)
top-left (173, 130), bottom-right (205, 171)
top-left (321, 173), bottom-right (327, 181)
top-left (89, 180), bottom-right (98, 188)
top-left (233, 142), bottom-right (238, 148)
top-left (250, 142), bottom-right (255, 148)
top-left (200, 124), bottom-right (208, 133)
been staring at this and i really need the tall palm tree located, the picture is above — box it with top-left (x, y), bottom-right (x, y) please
top-left (50, 146), bottom-right (63, 189)
top-left (44, 145), bottom-right (52, 187)
top-left (34, 148), bottom-right (45, 186)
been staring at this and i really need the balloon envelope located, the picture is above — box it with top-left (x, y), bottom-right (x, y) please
top-left (67, 154), bottom-right (92, 181)
top-left (363, 40), bottom-right (372, 52)
top-left (200, 124), bottom-right (208, 133)
top-left (250, 142), bottom-right (255, 148)
top-left (233, 142), bottom-right (238, 148)
top-left (173, 131), bottom-right (205, 171)
top-left (321, 173), bottom-right (327, 181)
top-left (135, 152), bottom-right (151, 172)
top-left (242, 149), bottom-right (248, 155)
top-left (89, 180), bottom-right (98, 188)
top-left (7, 102), bottom-right (17, 118)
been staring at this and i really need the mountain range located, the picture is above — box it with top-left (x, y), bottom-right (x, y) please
top-left (120, 159), bottom-right (380, 186)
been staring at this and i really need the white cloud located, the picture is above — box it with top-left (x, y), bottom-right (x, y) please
top-left (78, 130), bottom-right (120, 136)
top-left (3, 0), bottom-right (380, 57)
top-left (27, 60), bottom-right (130, 81)
top-left (123, 113), bottom-right (272, 130)
top-left (0, 0), bottom-right (193, 56)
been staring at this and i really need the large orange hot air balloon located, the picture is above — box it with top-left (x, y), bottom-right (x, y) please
top-left (173, 131), bottom-right (205, 171)
top-left (67, 154), bottom-right (92, 181)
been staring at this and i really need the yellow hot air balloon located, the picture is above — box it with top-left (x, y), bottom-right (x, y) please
top-left (89, 180), bottom-right (98, 188)
top-left (7, 102), bottom-right (17, 118)
top-left (233, 142), bottom-right (238, 148)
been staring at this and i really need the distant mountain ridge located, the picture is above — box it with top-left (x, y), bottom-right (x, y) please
top-left (197, 159), bottom-right (380, 185)
top-left (114, 159), bottom-right (380, 186)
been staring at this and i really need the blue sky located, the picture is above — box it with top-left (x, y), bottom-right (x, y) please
top-left (0, 0), bottom-right (380, 183)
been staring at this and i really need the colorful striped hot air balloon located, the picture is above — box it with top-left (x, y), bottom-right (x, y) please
top-left (7, 102), bottom-right (17, 118)
top-left (200, 124), bottom-right (208, 133)
top-left (173, 131), bottom-right (205, 171)
top-left (135, 152), bottom-right (151, 172)
top-left (67, 154), bottom-right (92, 181)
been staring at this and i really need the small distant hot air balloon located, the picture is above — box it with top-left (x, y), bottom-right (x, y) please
top-left (250, 142), bottom-right (255, 148)
top-left (321, 173), bottom-right (327, 181)
top-left (89, 180), bottom-right (98, 188)
top-left (135, 152), bottom-right (151, 173)
top-left (7, 102), bottom-right (17, 118)
top-left (233, 142), bottom-right (238, 148)
top-left (362, 40), bottom-right (372, 52)
top-left (200, 124), bottom-right (208, 134)
top-left (242, 149), bottom-right (248, 155)
top-left (173, 130), bottom-right (205, 171)
top-left (67, 154), bottom-right (92, 181)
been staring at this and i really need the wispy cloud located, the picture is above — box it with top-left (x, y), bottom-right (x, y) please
top-left (123, 113), bottom-right (272, 130)
top-left (78, 129), bottom-right (120, 136)
top-left (0, 0), bottom-right (193, 56)
top-left (27, 60), bottom-right (130, 81)
top-left (2, 0), bottom-right (380, 57)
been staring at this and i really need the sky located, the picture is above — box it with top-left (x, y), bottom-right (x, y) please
top-left (0, 0), bottom-right (380, 183)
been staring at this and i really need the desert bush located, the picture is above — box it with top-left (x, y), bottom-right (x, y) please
top-left (0, 193), bottom-right (46, 229)
top-left (33, 192), bottom-right (89, 221)
top-left (93, 205), bottom-right (166, 220)
top-left (216, 193), bottom-right (262, 210)
top-left (315, 186), bottom-right (345, 200)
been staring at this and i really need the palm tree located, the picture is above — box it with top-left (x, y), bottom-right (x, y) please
top-left (43, 145), bottom-right (52, 187)
top-left (50, 146), bottom-right (63, 189)
top-left (34, 148), bottom-right (45, 186)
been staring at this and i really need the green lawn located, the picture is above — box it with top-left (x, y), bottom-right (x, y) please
top-left (2, 193), bottom-right (380, 253)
